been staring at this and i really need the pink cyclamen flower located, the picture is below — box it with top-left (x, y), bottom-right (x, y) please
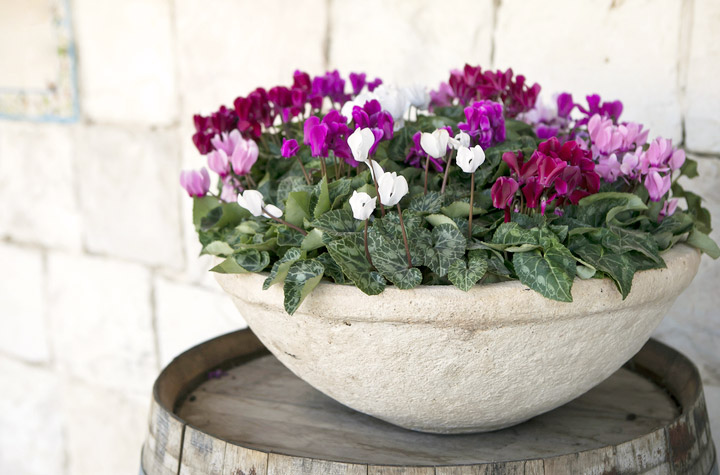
top-left (659, 199), bottom-right (679, 222)
top-left (229, 138), bottom-right (259, 176)
top-left (207, 149), bottom-right (230, 177)
top-left (211, 129), bottom-right (258, 176)
top-left (180, 168), bottom-right (210, 197)
top-left (644, 171), bottom-right (672, 202)
top-left (281, 138), bottom-right (299, 158)
top-left (491, 176), bottom-right (519, 209)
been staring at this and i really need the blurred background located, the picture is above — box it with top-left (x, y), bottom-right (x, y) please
top-left (0, 0), bottom-right (718, 473)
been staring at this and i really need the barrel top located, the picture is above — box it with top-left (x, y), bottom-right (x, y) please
top-left (143, 329), bottom-right (717, 474)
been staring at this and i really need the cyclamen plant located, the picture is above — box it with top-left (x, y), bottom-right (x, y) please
top-left (182, 65), bottom-right (719, 314)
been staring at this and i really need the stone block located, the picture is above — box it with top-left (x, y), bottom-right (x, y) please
top-left (75, 125), bottom-right (184, 269)
top-left (47, 252), bottom-right (158, 396)
top-left (175, 0), bottom-right (327, 120)
top-left (704, 385), bottom-right (720, 456)
top-left (0, 122), bottom-right (82, 250)
top-left (0, 357), bottom-right (64, 475)
top-left (329, 0), bottom-right (493, 87)
top-left (494, 0), bottom-right (683, 141)
top-left (685, 0), bottom-right (720, 153)
top-left (62, 378), bottom-right (148, 475)
top-left (155, 276), bottom-right (246, 366)
top-left (73, 0), bottom-right (177, 125)
top-left (0, 243), bottom-right (49, 363)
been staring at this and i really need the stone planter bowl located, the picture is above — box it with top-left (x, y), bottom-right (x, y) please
top-left (215, 244), bottom-right (700, 434)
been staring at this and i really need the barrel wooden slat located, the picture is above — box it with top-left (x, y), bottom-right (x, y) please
top-left (141, 330), bottom-right (717, 475)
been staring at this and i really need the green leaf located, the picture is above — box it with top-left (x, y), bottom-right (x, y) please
top-left (311, 209), bottom-right (362, 235)
top-left (263, 248), bottom-right (303, 289)
top-left (284, 191), bottom-right (311, 227)
top-left (316, 252), bottom-right (346, 284)
top-left (193, 196), bottom-right (221, 230)
top-left (328, 178), bottom-right (353, 209)
top-left (513, 243), bottom-right (576, 302)
top-left (441, 201), bottom-right (485, 219)
top-left (492, 222), bottom-right (539, 246)
top-left (577, 192), bottom-right (647, 227)
top-left (199, 202), bottom-right (249, 232)
top-left (409, 191), bottom-right (443, 214)
top-left (283, 259), bottom-right (325, 315)
top-left (428, 223), bottom-right (466, 277)
top-left (276, 226), bottom-right (305, 247)
top-left (680, 157), bottom-right (699, 179)
top-left (276, 176), bottom-right (311, 204)
top-left (202, 241), bottom-right (233, 257)
top-left (313, 176), bottom-right (331, 218)
top-left (569, 236), bottom-right (634, 298)
top-left (211, 249), bottom-right (270, 274)
top-left (425, 214), bottom-right (458, 228)
top-left (686, 229), bottom-right (720, 259)
top-left (576, 264), bottom-right (597, 280)
top-left (602, 227), bottom-right (663, 264)
top-left (367, 225), bottom-right (422, 289)
top-left (448, 255), bottom-right (488, 291)
top-left (301, 228), bottom-right (326, 251)
top-left (326, 234), bottom-right (386, 295)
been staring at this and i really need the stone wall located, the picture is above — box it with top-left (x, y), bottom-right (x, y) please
top-left (0, 0), bottom-right (718, 473)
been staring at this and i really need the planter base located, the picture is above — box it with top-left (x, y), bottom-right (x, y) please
top-left (141, 329), bottom-right (716, 475)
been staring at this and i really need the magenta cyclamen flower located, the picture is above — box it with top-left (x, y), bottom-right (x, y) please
top-left (281, 138), bottom-right (300, 158)
top-left (180, 168), bottom-right (210, 197)
top-left (491, 177), bottom-right (519, 219)
top-left (458, 100), bottom-right (506, 148)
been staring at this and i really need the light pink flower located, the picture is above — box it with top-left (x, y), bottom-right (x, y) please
top-left (180, 168), bottom-right (210, 197)
top-left (644, 170), bottom-right (671, 202)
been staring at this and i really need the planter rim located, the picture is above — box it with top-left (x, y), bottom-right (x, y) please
top-left (215, 244), bottom-right (701, 327)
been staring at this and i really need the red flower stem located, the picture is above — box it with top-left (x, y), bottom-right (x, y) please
top-left (364, 220), bottom-right (373, 266)
top-left (397, 204), bottom-right (413, 268)
top-left (296, 157), bottom-right (312, 185)
top-left (367, 157), bottom-right (385, 217)
top-left (263, 207), bottom-right (308, 235)
top-left (468, 173), bottom-right (475, 240)
top-left (423, 155), bottom-right (431, 195)
top-left (441, 150), bottom-right (454, 194)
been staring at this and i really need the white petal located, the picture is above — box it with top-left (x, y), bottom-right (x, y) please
top-left (389, 175), bottom-right (409, 206)
top-left (456, 146), bottom-right (474, 173)
top-left (420, 132), bottom-right (440, 158)
top-left (472, 145), bottom-right (486, 167)
top-left (377, 172), bottom-right (395, 205)
top-left (368, 160), bottom-right (385, 182)
top-left (262, 204), bottom-right (283, 219)
top-left (347, 128), bottom-right (367, 163)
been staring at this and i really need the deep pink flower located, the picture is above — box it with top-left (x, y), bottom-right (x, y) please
top-left (522, 179), bottom-right (544, 209)
top-left (349, 72), bottom-right (366, 95)
top-left (309, 124), bottom-right (329, 157)
top-left (281, 138), bottom-right (299, 158)
top-left (536, 153), bottom-right (567, 187)
top-left (491, 176), bottom-right (519, 209)
top-left (180, 168), bottom-right (210, 197)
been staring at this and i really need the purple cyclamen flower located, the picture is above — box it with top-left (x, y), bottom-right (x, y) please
top-left (659, 199), bottom-right (679, 221)
top-left (557, 93), bottom-right (575, 118)
top-left (309, 124), bottom-right (329, 157)
top-left (281, 138), bottom-right (299, 158)
top-left (180, 168), bottom-right (210, 197)
top-left (367, 77), bottom-right (383, 92)
top-left (349, 72), bottom-right (366, 95)
top-left (458, 100), bottom-right (506, 148)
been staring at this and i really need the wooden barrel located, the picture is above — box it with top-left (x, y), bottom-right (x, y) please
top-left (141, 329), bottom-right (717, 475)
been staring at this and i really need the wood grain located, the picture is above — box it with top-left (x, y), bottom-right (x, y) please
top-left (141, 330), bottom-right (717, 475)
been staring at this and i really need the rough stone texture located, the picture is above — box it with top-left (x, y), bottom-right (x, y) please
top-left (0, 243), bottom-right (49, 363)
top-left (216, 246), bottom-right (700, 433)
top-left (328, 0), bottom-right (493, 87)
top-left (0, 357), bottom-right (64, 475)
top-left (655, 157), bottom-right (720, 385)
top-left (62, 378), bottom-right (148, 475)
top-left (155, 276), bottom-right (246, 366)
top-left (705, 385), bottom-right (720, 457)
top-left (175, 0), bottom-right (326, 120)
top-left (73, 0), bottom-right (177, 125)
top-left (494, 0), bottom-right (683, 142)
top-left (685, 0), bottom-right (720, 153)
top-left (0, 122), bottom-right (82, 250)
top-left (75, 125), bottom-right (184, 269)
top-left (47, 252), bottom-right (157, 396)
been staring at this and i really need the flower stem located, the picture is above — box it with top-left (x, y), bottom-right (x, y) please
top-left (263, 208), bottom-right (308, 236)
top-left (367, 157), bottom-right (385, 217)
top-left (397, 204), bottom-right (412, 268)
top-left (364, 219), bottom-right (373, 266)
top-left (296, 157), bottom-right (312, 185)
top-left (441, 150), bottom-right (455, 194)
top-left (468, 173), bottom-right (475, 240)
top-left (320, 156), bottom-right (327, 179)
top-left (423, 155), bottom-right (431, 195)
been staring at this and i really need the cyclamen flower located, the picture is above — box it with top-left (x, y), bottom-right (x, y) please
top-left (281, 138), bottom-right (299, 158)
top-left (420, 128), bottom-right (450, 159)
top-left (237, 190), bottom-right (282, 218)
top-left (405, 131), bottom-right (445, 172)
top-left (303, 111), bottom-right (353, 162)
top-left (347, 127), bottom-right (379, 164)
top-left (456, 145), bottom-right (486, 173)
top-left (448, 131), bottom-right (471, 150)
top-left (404, 84), bottom-right (431, 110)
top-left (645, 171), bottom-right (672, 202)
top-left (349, 190), bottom-right (377, 220)
top-left (377, 172), bottom-right (409, 206)
top-left (220, 175), bottom-right (241, 203)
top-left (491, 177), bottom-right (519, 209)
top-left (373, 84), bottom-right (410, 128)
top-left (192, 106), bottom-right (238, 154)
top-left (351, 99), bottom-right (394, 143)
top-left (180, 168), bottom-right (210, 197)
top-left (211, 130), bottom-right (258, 176)
top-left (458, 100), bottom-right (506, 148)
top-left (659, 199), bottom-right (679, 221)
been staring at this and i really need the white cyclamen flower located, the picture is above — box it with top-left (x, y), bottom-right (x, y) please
top-left (349, 190), bottom-right (377, 220)
top-left (403, 84), bottom-right (430, 110)
top-left (347, 127), bottom-right (376, 164)
top-left (420, 128), bottom-right (450, 159)
top-left (456, 145), bottom-right (486, 174)
top-left (374, 84), bottom-right (410, 124)
top-left (448, 131), bottom-right (471, 150)
top-left (237, 190), bottom-right (282, 218)
top-left (377, 172), bottom-right (409, 206)
top-left (368, 160), bottom-right (384, 182)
